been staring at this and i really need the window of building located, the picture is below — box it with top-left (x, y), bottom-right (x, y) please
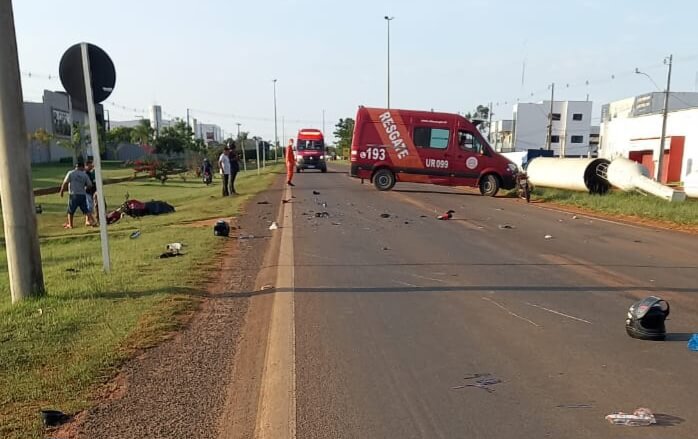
top-left (458, 130), bottom-right (483, 154)
top-left (552, 113), bottom-right (561, 121)
top-left (550, 135), bottom-right (560, 143)
top-left (572, 113), bottom-right (583, 121)
top-left (571, 135), bottom-right (584, 143)
top-left (413, 127), bottom-right (450, 149)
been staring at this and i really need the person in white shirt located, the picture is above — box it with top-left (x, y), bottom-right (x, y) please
top-left (218, 146), bottom-right (231, 196)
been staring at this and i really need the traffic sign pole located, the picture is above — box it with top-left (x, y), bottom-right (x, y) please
top-left (80, 42), bottom-right (111, 272)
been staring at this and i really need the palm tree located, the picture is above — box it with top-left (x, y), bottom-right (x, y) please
top-left (130, 119), bottom-right (154, 146)
top-left (31, 128), bottom-right (53, 162)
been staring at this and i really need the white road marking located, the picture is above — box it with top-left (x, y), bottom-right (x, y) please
top-left (410, 273), bottom-right (450, 284)
top-left (255, 185), bottom-right (296, 439)
top-left (481, 297), bottom-right (540, 328)
top-left (525, 302), bottom-right (592, 324)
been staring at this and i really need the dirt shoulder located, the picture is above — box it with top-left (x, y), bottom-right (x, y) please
top-left (53, 178), bottom-right (284, 439)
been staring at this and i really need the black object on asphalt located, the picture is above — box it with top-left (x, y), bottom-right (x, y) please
top-left (437, 210), bottom-right (455, 220)
top-left (257, 201), bottom-right (270, 205)
top-left (626, 296), bottom-right (670, 340)
top-left (41, 409), bottom-right (68, 427)
top-left (213, 220), bottom-right (230, 237)
top-left (380, 213), bottom-right (391, 218)
top-left (313, 190), bottom-right (320, 195)
top-left (315, 212), bottom-right (330, 218)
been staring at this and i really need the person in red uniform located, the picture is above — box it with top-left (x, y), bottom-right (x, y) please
top-left (285, 138), bottom-right (295, 186)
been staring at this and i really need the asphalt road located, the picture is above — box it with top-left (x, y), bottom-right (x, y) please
top-left (289, 164), bottom-right (698, 438)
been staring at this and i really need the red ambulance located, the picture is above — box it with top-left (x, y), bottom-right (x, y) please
top-left (350, 107), bottom-right (517, 196)
top-left (295, 129), bottom-right (327, 173)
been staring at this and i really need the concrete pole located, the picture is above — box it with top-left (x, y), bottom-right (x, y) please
top-left (0, 0), bottom-right (45, 302)
top-left (657, 54), bottom-right (672, 183)
top-left (237, 122), bottom-right (247, 172)
top-left (384, 16), bottom-right (394, 109)
top-left (273, 79), bottom-right (278, 162)
top-left (81, 43), bottom-right (111, 272)
top-left (546, 83), bottom-right (555, 151)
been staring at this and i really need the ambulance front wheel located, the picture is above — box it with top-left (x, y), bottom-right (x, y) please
top-left (373, 168), bottom-right (396, 191)
top-left (479, 174), bottom-right (500, 197)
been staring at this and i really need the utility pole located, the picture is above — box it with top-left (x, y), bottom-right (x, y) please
top-left (657, 54), bottom-right (673, 183)
top-left (546, 82), bottom-right (555, 151)
top-left (487, 101), bottom-right (493, 144)
top-left (273, 79), bottom-right (279, 162)
top-left (0, 0), bottom-right (45, 302)
top-left (384, 16), bottom-right (394, 108)
top-left (237, 122), bottom-right (247, 172)
top-left (186, 108), bottom-right (190, 129)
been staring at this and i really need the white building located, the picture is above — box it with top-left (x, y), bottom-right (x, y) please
top-left (490, 120), bottom-right (514, 152)
top-left (196, 123), bottom-right (223, 144)
top-left (511, 100), bottom-right (593, 156)
top-left (599, 92), bottom-right (698, 183)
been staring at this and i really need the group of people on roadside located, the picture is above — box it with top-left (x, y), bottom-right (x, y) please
top-left (217, 142), bottom-right (241, 196)
top-left (60, 159), bottom-right (99, 229)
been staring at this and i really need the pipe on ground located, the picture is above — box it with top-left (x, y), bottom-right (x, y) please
top-left (606, 157), bottom-right (686, 202)
top-left (527, 157), bottom-right (611, 194)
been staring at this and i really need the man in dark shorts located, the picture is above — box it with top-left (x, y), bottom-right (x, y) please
top-left (84, 159), bottom-right (97, 226)
top-left (60, 160), bottom-right (93, 229)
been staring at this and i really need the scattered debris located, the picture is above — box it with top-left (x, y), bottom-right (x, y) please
top-left (261, 284), bottom-right (274, 290)
top-left (269, 222), bottom-right (278, 230)
top-left (572, 215), bottom-right (578, 219)
top-left (437, 210), bottom-right (455, 220)
top-left (380, 213), bottom-right (391, 218)
top-left (166, 242), bottom-right (183, 255)
top-left (382, 247), bottom-right (390, 251)
top-left (453, 373), bottom-right (502, 393)
top-left (129, 230), bottom-right (141, 239)
top-left (322, 202), bottom-right (328, 208)
top-left (40, 409), bottom-right (68, 427)
top-left (688, 334), bottom-right (698, 351)
top-left (633, 240), bottom-right (642, 243)
top-left (331, 222), bottom-right (342, 226)
top-left (238, 234), bottom-right (255, 240)
top-left (404, 221), bottom-right (409, 225)
top-left (315, 212), bottom-right (330, 218)
top-left (313, 190), bottom-right (321, 195)
top-left (625, 296), bottom-right (669, 340)
top-left (605, 407), bottom-right (656, 426)
top-left (282, 199), bottom-right (291, 204)
top-left (159, 252), bottom-right (184, 259)
top-left (65, 268), bottom-right (79, 273)
top-left (257, 201), bottom-right (270, 205)
top-left (544, 234), bottom-right (553, 239)
top-left (214, 220), bottom-right (230, 237)
top-left (37, 308), bottom-right (43, 316)
top-left (557, 403), bottom-right (593, 409)
top-left (420, 215), bottom-right (427, 218)
top-left (495, 208), bottom-right (503, 211)
top-left (498, 224), bottom-right (514, 229)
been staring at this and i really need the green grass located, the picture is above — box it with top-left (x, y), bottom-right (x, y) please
top-left (533, 187), bottom-right (698, 226)
top-left (31, 161), bottom-right (132, 189)
top-left (0, 166), bottom-right (282, 438)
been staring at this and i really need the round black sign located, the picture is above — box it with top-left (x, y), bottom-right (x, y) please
top-left (59, 43), bottom-right (116, 106)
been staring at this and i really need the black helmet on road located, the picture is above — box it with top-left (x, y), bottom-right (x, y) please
top-left (625, 296), bottom-right (670, 341)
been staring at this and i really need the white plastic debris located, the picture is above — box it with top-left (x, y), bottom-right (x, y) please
top-left (605, 407), bottom-right (656, 426)
top-left (572, 215), bottom-right (578, 219)
top-left (269, 222), bottom-right (278, 230)
top-left (166, 242), bottom-right (183, 254)
top-left (544, 234), bottom-right (553, 240)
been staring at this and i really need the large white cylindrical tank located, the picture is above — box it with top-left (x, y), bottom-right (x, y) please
top-left (606, 157), bottom-right (650, 191)
top-left (684, 171), bottom-right (698, 198)
top-left (527, 157), bottom-right (611, 194)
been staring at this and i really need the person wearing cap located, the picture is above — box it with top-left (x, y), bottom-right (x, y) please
top-left (218, 146), bottom-right (231, 196)
top-left (60, 160), bottom-right (93, 229)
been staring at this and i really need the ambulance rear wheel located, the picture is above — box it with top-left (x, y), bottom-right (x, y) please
top-left (373, 169), bottom-right (395, 191)
top-left (479, 174), bottom-right (500, 197)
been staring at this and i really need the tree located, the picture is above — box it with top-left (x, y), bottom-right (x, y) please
top-left (333, 118), bottom-right (355, 159)
top-left (131, 119), bottom-right (154, 146)
top-left (57, 122), bottom-right (86, 164)
top-left (464, 105), bottom-right (489, 121)
top-left (31, 128), bottom-right (53, 162)
top-left (153, 119), bottom-right (196, 154)
top-left (106, 126), bottom-right (134, 145)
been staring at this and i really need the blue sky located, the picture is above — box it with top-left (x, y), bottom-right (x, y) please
top-left (13, 0), bottom-right (698, 142)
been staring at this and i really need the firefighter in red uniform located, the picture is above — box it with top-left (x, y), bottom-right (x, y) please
top-left (285, 138), bottom-right (295, 186)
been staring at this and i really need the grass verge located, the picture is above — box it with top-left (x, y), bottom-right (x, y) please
top-left (0, 166), bottom-right (282, 438)
top-left (532, 187), bottom-right (698, 226)
top-left (31, 161), bottom-right (133, 189)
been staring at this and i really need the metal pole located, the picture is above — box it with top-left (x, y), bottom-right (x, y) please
top-left (255, 139), bottom-right (260, 175)
top-left (273, 79), bottom-right (278, 162)
top-left (0, 0), bottom-right (45, 302)
top-left (657, 54), bottom-right (672, 183)
top-left (237, 122), bottom-right (246, 172)
top-left (546, 82), bottom-right (555, 151)
top-left (186, 108), bottom-right (190, 128)
top-left (80, 42), bottom-right (111, 272)
top-left (487, 101), bottom-right (493, 144)
top-left (385, 16), bottom-right (394, 109)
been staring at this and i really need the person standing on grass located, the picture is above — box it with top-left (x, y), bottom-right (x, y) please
top-left (84, 159), bottom-right (97, 226)
top-left (228, 142), bottom-right (240, 195)
top-left (285, 138), bottom-right (295, 186)
top-left (218, 146), bottom-right (231, 196)
top-left (60, 159), bottom-right (93, 229)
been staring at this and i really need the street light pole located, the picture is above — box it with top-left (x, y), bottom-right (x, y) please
top-left (546, 82), bottom-right (555, 151)
top-left (657, 54), bottom-right (673, 183)
top-left (273, 79), bottom-right (279, 162)
top-left (384, 16), bottom-right (394, 109)
top-left (0, 0), bottom-right (45, 302)
top-left (237, 122), bottom-right (247, 172)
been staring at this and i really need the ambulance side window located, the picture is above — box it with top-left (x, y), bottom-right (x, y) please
top-left (413, 127), bottom-right (450, 149)
top-left (458, 130), bottom-right (483, 154)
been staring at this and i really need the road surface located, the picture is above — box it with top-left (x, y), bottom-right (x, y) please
top-left (256, 163), bottom-right (698, 439)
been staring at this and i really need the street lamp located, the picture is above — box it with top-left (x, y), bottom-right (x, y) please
top-left (635, 55), bottom-right (673, 183)
top-left (273, 79), bottom-right (279, 162)
top-left (236, 122), bottom-right (247, 172)
top-left (384, 16), bottom-right (394, 109)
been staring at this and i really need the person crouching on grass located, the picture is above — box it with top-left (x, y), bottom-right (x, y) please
top-left (84, 159), bottom-right (98, 226)
top-left (60, 159), bottom-right (93, 229)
